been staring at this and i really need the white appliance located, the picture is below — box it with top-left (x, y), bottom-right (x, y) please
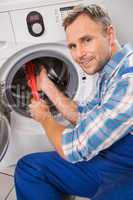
top-left (0, 0), bottom-right (99, 170)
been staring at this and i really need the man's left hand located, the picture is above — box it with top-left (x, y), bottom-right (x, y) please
top-left (29, 99), bottom-right (50, 123)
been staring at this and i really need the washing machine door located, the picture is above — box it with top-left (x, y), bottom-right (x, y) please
top-left (0, 111), bottom-right (10, 161)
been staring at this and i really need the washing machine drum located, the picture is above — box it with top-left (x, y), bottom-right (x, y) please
top-left (0, 111), bottom-right (9, 161)
top-left (3, 45), bottom-right (79, 118)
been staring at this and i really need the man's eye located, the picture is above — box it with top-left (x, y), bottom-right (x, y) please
top-left (68, 44), bottom-right (76, 50)
top-left (85, 38), bottom-right (91, 42)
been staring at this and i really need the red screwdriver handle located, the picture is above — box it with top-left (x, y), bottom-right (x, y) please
top-left (25, 62), bottom-right (40, 101)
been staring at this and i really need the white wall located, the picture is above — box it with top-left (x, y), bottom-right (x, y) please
top-left (103, 0), bottom-right (133, 46)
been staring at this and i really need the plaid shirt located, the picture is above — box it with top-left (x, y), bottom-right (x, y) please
top-left (62, 44), bottom-right (133, 163)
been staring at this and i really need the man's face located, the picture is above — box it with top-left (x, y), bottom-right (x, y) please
top-left (66, 14), bottom-right (114, 74)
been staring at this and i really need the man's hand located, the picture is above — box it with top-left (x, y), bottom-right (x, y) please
top-left (29, 99), bottom-right (50, 123)
top-left (35, 65), bottom-right (78, 124)
top-left (29, 98), bottom-right (66, 159)
top-left (36, 66), bottom-right (48, 91)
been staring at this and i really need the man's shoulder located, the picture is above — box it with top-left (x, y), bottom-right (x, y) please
top-left (121, 53), bottom-right (133, 77)
top-left (117, 52), bottom-right (133, 79)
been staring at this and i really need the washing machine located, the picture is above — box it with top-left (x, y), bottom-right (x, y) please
top-left (0, 0), bottom-right (101, 170)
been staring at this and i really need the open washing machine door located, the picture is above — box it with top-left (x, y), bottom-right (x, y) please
top-left (0, 110), bottom-right (10, 162)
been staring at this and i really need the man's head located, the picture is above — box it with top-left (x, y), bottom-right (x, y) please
top-left (63, 4), bottom-right (119, 74)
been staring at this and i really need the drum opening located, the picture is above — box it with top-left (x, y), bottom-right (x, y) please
top-left (5, 51), bottom-right (78, 117)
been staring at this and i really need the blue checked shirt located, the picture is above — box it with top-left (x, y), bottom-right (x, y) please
top-left (62, 44), bottom-right (133, 163)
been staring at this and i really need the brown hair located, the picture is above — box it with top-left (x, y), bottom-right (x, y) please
top-left (63, 4), bottom-right (112, 33)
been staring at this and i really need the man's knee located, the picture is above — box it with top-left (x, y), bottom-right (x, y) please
top-left (15, 151), bottom-right (58, 180)
top-left (15, 154), bottom-right (32, 180)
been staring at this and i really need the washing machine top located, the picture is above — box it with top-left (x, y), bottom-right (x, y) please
top-left (0, 0), bottom-right (87, 12)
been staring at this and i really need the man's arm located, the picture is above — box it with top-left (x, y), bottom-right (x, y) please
top-left (36, 68), bottom-right (78, 124)
top-left (41, 115), bottom-right (66, 158)
top-left (29, 100), bottom-right (66, 158)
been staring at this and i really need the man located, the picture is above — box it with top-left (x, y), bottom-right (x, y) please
top-left (15, 5), bottom-right (133, 200)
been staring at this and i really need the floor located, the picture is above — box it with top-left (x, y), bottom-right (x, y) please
top-left (0, 166), bottom-right (16, 200)
top-left (0, 166), bottom-right (88, 200)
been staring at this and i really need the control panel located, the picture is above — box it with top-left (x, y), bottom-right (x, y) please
top-left (9, 1), bottom-right (84, 43)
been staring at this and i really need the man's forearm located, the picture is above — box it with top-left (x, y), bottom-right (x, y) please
top-left (42, 78), bottom-right (78, 124)
top-left (40, 114), bottom-right (66, 158)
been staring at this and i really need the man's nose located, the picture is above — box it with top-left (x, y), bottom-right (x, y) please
top-left (76, 44), bottom-right (86, 59)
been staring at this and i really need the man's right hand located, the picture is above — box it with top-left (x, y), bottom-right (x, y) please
top-left (35, 64), bottom-right (78, 124)
top-left (36, 66), bottom-right (49, 91)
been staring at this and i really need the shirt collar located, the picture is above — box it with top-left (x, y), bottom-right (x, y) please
top-left (99, 43), bottom-right (133, 80)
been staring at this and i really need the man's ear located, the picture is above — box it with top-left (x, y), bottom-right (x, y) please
top-left (107, 25), bottom-right (116, 46)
